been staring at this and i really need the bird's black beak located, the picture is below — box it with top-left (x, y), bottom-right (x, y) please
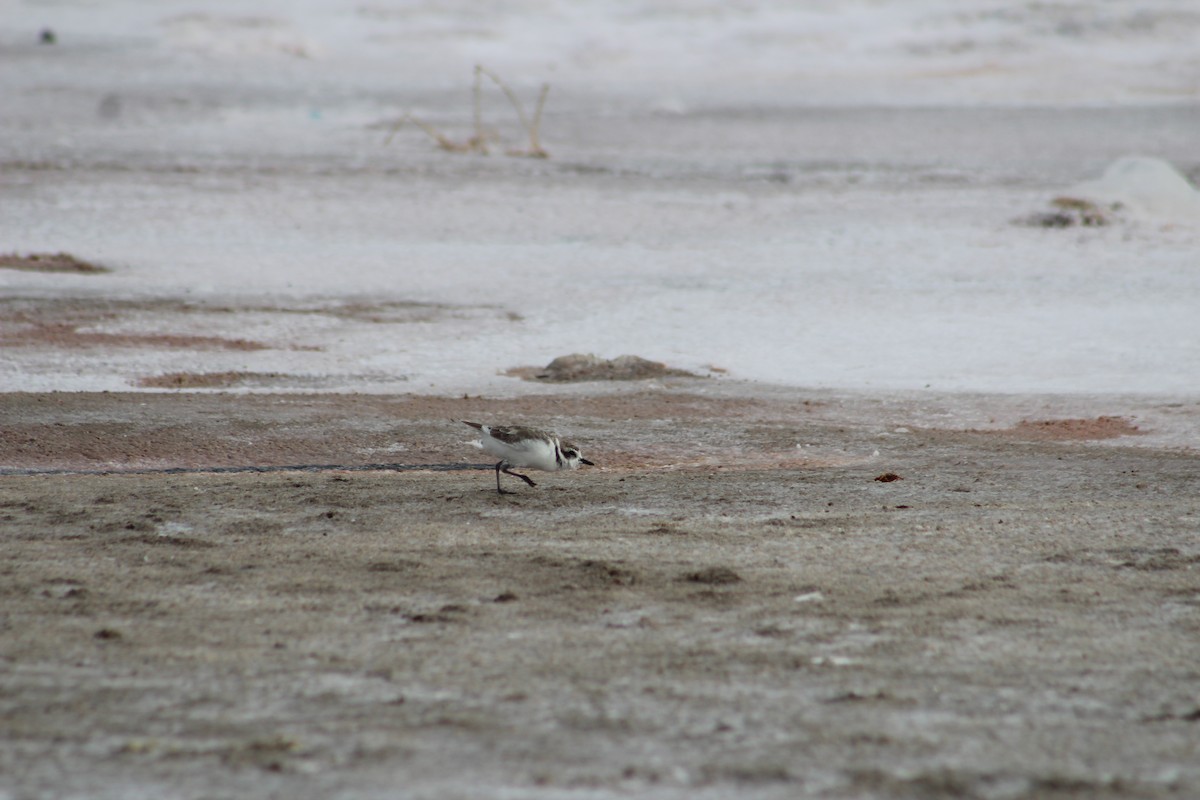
top-left (580, 458), bottom-right (595, 466)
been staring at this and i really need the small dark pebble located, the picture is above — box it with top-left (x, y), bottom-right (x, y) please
top-left (682, 566), bottom-right (742, 585)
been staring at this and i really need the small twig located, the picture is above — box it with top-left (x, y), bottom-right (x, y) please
top-left (473, 65), bottom-right (487, 153)
top-left (386, 66), bottom-right (550, 157)
top-left (410, 115), bottom-right (474, 153)
top-left (382, 114), bottom-right (409, 146)
top-left (387, 112), bottom-right (481, 153)
top-left (524, 83), bottom-right (551, 158)
top-left (477, 64), bottom-right (550, 158)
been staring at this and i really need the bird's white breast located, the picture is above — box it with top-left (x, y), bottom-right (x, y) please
top-left (480, 432), bottom-right (561, 472)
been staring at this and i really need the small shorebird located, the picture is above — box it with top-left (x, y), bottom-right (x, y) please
top-left (462, 421), bottom-right (594, 494)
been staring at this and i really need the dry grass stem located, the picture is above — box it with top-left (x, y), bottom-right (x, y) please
top-left (384, 113), bottom-right (490, 153)
top-left (476, 64), bottom-right (550, 158)
top-left (386, 65), bottom-right (550, 158)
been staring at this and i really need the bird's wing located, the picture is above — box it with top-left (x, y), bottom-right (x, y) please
top-left (485, 425), bottom-right (548, 449)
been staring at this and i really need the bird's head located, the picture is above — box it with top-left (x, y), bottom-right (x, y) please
top-left (560, 442), bottom-right (594, 470)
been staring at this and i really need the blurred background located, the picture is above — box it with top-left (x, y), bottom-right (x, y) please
top-left (2, 0), bottom-right (1198, 395)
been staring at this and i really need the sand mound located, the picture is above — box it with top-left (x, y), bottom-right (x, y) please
top-left (509, 353), bottom-right (700, 382)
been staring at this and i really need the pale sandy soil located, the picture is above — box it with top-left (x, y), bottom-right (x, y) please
top-left (2, 388), bottom-right (1199, 799)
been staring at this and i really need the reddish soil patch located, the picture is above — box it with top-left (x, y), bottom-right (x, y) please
top-left (0, 392), bottom-right (843, 472)
top-left (0, 322), bottom-right (267, 351)
top-left (0, 252), bottom-right (109, 273)
top-left (426, 391), bottom-right (803, 423)
top-left (137, 372), bottom-right (286, 389)
top-left (980, 416), bottom-right (1142, 441)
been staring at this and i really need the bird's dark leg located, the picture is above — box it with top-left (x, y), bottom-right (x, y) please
top-left (494, 461), bottom-right (536, 494)
top-left (494, 460), bottom-right (537, 491)
top-left (503, 467), bottom-right (537, 486)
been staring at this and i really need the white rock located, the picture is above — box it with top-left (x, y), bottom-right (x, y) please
top-left (1065, 156), bottom-right (1200, 223)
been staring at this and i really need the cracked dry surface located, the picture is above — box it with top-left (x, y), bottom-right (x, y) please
top-left (1, 390), bottom-right (1199, 799)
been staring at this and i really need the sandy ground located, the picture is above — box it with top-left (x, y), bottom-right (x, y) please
top-left (2, 387), bottom-right (1199, 799)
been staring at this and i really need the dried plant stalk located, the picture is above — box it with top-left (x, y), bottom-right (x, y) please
top-left (386, 65), bottom-right (550, 158)
top-left (476, 64), bottom-right (550, 158)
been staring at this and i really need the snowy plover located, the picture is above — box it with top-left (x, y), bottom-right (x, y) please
top-left (462, 421), bottom-right (594, 494)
